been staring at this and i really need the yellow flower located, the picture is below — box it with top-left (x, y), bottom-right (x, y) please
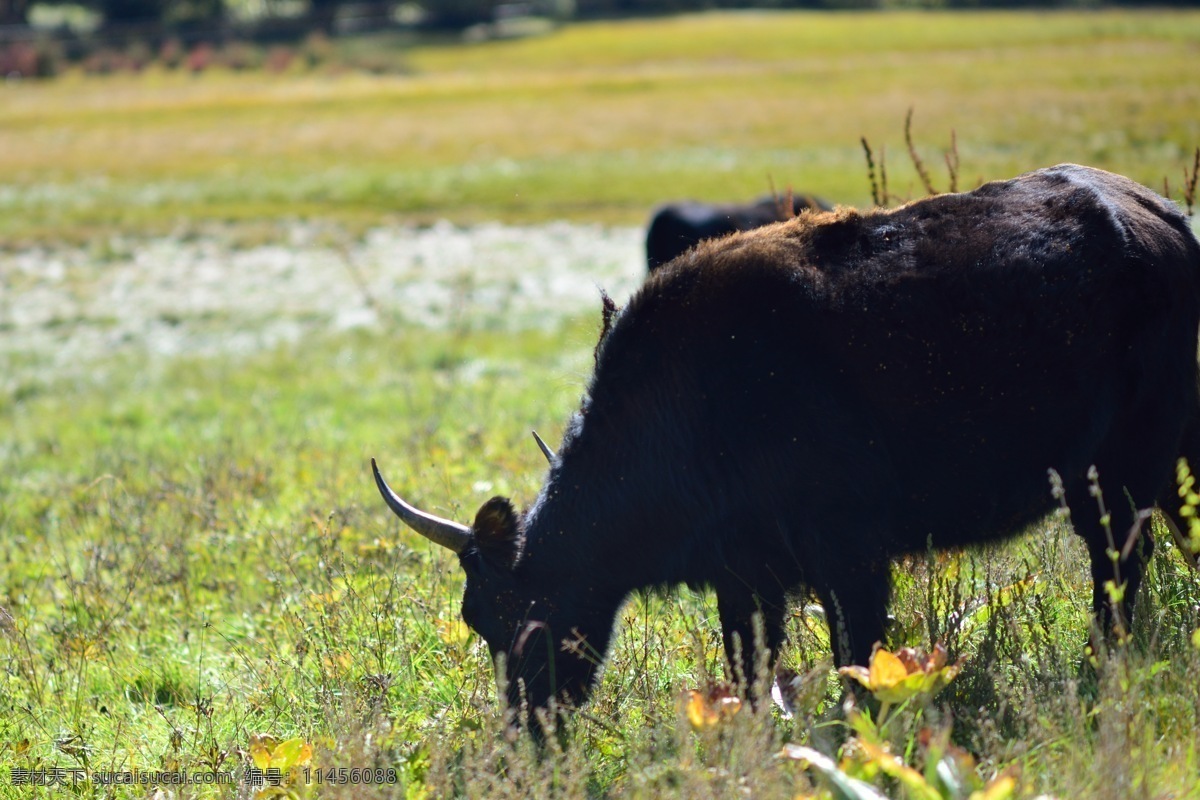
top-left (681, 682), bottom-right (743, 730)
top-left (838, 644), bottom-right (960, 705)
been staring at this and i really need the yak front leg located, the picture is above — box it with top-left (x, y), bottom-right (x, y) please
top-left (815, 559), bottom-right (892, 670)
top-left (715, 587), bottom-right (786, 691)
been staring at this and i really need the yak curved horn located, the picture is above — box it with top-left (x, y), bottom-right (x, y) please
top-left (531, 430), bottom-right (556, 463)
top-left (371, 458), bottom-right (472, 554)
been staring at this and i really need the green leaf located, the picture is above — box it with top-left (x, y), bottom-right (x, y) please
top-left (780, 745), bottom-right (894, 800)
top-left (858, 740), bottom-right (941, 800)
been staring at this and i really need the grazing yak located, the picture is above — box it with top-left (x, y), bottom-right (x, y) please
top-left (645, 193), bottom-right (833, 273)
top-left (374, 164), bottom-right (1200, 718)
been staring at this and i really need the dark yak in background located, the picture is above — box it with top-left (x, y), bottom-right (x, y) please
top-left (374, 164), bottom-right (1200, 719)
top-left (645, 193), bottom-right (833, 273)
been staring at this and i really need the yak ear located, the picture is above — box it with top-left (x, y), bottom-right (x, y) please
top-left (472, 496), bottom-right (522, 568)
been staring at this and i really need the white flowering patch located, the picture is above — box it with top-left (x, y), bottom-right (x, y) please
top-left (0, 221), bottom-right (646, 387)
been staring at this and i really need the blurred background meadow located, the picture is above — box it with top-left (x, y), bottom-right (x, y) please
top-left (2, 2), bottom-right (1200, 798)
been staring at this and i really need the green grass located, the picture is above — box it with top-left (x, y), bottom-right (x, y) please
top-left (4, 9), bottom-right (1200, 799)
top-left (3, 9), bottom-right (1200, 244)
top-left (0, 324), bottom-right (591, 794)
top-left (2, 320), bottom-right (1199, 798)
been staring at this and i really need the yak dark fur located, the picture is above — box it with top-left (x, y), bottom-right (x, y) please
top-left (404, 165), bottom-right (1200, 715)
top-left (645, 193), bottom-right (833, 273)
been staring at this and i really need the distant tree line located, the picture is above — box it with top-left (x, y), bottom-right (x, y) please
top-left (2, 0), bottom-right (1198, 35)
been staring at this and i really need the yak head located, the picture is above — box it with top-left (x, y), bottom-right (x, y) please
top-left (371, 458), bottom-right (607, 720)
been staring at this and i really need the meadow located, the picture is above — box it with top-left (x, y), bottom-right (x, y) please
top-left (3, 9), bottom-right (1200, 242)
top-left (2, 9), bottom-right (1200, 799)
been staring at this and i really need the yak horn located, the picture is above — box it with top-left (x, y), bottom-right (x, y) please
top-left (531, 430), bottom-right (556, 463)
top-left (371, 458), bottom-right (472, 554)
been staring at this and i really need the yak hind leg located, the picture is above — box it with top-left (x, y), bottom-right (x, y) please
top-left (1069, 464), bottom-right (1166, 641)
top-left (1076, 511), bottom-right (1154, 641)
top-left (1156, 412), bottom-right (1200, 571)
top-left (1072, 377), bottom-right (1197, 640)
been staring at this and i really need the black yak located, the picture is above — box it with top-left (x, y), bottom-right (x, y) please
top-left (374, 164), bottom-right (1200, 717)
top-left (645, 193), bottom-right (833, 273)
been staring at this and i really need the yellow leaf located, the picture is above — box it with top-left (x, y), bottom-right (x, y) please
top-left (858, 740), bottom-right (941, 800)
top-left (249, 746), bottom-right (271, 770)
top-left (685, 690), bottom-right (720, 730)
top-left (682, 685), bottom-right (741, 730)
top-left (841, 645), bottom-right (963, 704)
top-left (437, 619), bottom-right (472, 647)
top-left (969, 774), bottom-right (1017, 800)
top-left (253, 789), bottom-right (295, 800)
top-left (868, 648), bottom-right (909, 691)
top-left (271, 737), bottom-right (313, 770)
top-left (878, 669), bottom-right (949, 705)
top-left (838, 664), bottom-right (871, 689)
top-left (249, 734), bottom-right (277, 770)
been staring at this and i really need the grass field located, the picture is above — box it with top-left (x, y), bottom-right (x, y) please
top-left (2, 9), bottom-right (1200, 243)
top-left (3, 9), bottom-right (1200, 800)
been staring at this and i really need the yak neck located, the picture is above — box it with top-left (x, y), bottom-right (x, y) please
top-left (514, 403), bottom-right (701, 604)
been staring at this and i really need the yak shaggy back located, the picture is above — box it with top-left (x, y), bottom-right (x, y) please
top-left (584, 164), bottom-right (1200, 670)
